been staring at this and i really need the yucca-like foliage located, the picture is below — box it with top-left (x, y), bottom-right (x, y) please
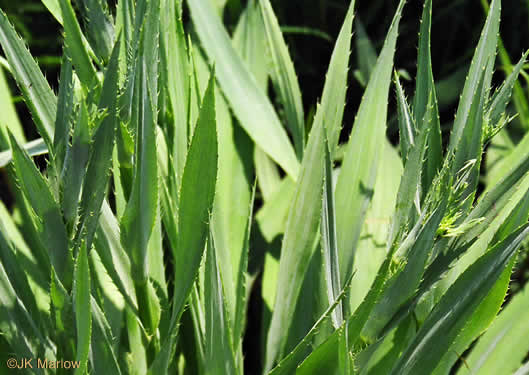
top-left (0, 0), bottom-right (528, 374)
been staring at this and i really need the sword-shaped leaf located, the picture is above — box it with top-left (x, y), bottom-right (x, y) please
top-left (335, 0), bottom-right (405, 292)
top-left (259, 0), bottom-right (305, 157)
top-left (8, 132), bottom-right (72, 287)
top-left (59, 0), bottom-right (98, 88)
top-left (204, 230), bottom-right (237, 375)
top-left (187, 0), bottom-right (299, 179)
top-left (414, 0), bottom-right (442, 191)
top-left (73, 242), bottom-right (91, 375)
top-left (0, 10), bottom-right (57, 146)
top-left (390, 224), bottom-right (529, 375)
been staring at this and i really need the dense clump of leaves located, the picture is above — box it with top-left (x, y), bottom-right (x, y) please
top-left (0, 0), bottom-right (528, 374)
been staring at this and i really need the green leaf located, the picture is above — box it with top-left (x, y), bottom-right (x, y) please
top-left (151, 72), bottom-right (218, 374)
top-left (430, 175), bottom-right (529, 374)
top-left (190, 45), bottom-right (253, 354)
top-left (458, 149), bottom-right (529, 249)
top-left (0, 201), bottom-right (50, 319)
top-left (390, 224), bottom-right (529, 375)
top-left (8, 132), bottom-right (73, 288)
top-left (126, 307), bottom-right (148, 375)
top-left (204, 230), bottom-right (237, 375)
top-left (188, 0), bottom-right (299, 179)
top-left (263, 63), bottom-right (329, 370)
top-left (310, 0), bottom-right (355, 156)
top-left (354, 19), bottom-right (377, 87)
top-left (361, 198), bottom-right (447, 342)
top-left (0, 219), bottom-right (46, 333)
top-left (448, 0), bottom-right (501, 162)
top-left (171, 70), bottom-right (218, 321)
top-left (335, 0), bottom-right (405, 294)
top-left (0, 138), bottom-right (47, 168)
top-left (51, 54), bottom-right (74, 178)
top-left (432, 257), bottom-right (514, 375)
top-left (254, 148), bottom-right (281, 201)
top-left (233, 185), bottom-right (255, 349)
top-left (514, 362), bottom-right (529, 375)
top-left (62, 101), bottom-right (90, 229)
top-left (120, 52), bottom-right (158, 286)
top-left (259, 0), bottom-right (305, 157)
top-left (0, 10), bottom-right (57, 145)
top-left (349, 140), bottom-right (402, 312)
top-left (256, 177), bottom-right (296, 242)
top-left (59, 0), bottom-right (98, 88)
top-left (263, 4), bottom-right (357, 359)
top-left (75, 41), bottom-right (120, 251)
top-left (90, 297), bottom-right (122, 375)
top-left (298, 206), bottom-right (422, 374)
top-left (413, 0), bottom-right (442, 191)
top-left (0, 260), bottom-right (47, 374)
top-left (161, 0), bottom-right (189, 185)
top-left (74, 242), bottom-right (91, 375)
top-left (210, 89), bottom-right (253, 353)
top-left (0, 65), bottom-right (24, 148)
top-left (321, 136), bottom-right (342, 327)
top-left (268, 273), bottom-right (353, 375)
top-left (484, 52), bottom-right (528, 143)
top-left (119, 53), bottom-right (159, 335)
top-left (357, 316), bottom-right (416, 375)
top-left (232, 0), bottom-right (269, 92)
top-left (41, 0), bottom-right (63, 24)
top-left (77, 0), bottom-right (115, 63)
top-left (395, 72), bottom-right (415, 164)
top-left (96, 202), bottom-right (139, 317)
top-left (389, 90), bottom-right (433, 246)
top-left (449, 62), bottom-right (487, 214)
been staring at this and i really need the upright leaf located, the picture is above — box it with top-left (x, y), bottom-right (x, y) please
top-left (321, 137), bottom-right (342, 327)
top-left (90, 297), bottom-right (122, 375)
top-left (268, 274), bottom-right (353, 375)
top-left (457, 283), bottom-right (529, 375)
top-left (161, 0), bottom-right (189, 184)
top-left (262, 7), bottom-right (359, 357)
top-left (120, 56), bottom-right (158, 285)
top-left (0, 65), bottom-right (24, 147)
top-left (263, 67), bottom-right (327, 372)
top-left (335, 0), bottom-right (405, 291)
top-left (0, 260), bottom-right (46, 375)
top-left (309, 0), bottom-right (355, 156)
top-left (204, 231), bottom-right (237, 375)
top-left (0, 10), bottom-right (57, 145)
top-left (8, 133), bottom-right (72, 287)
top-left (259, 0), bottom-right (305, 157)
top-left (78, 0), bottom-right (115, 63)
top-left (150, 73), bottom-right (218, 374)
top-left (52, 55), bottom-right (74, 178)
top-left (75, 41), bottom-right (120, 251)
top-left (120, 46), bottom-right (159, 335)
top-left (390, 224), bottom-right (529, 375)
top-left (354, 19), bottom-right (377, 86)
top-left (59, 0), bottom-right (98, 87)
top-left (74, 243), bottom-right (91, 375)
top-left (170, 71), bottom-right (218, 321)
top-left (448, 0), bottom-right (501, 161)
top-left (187, 0), bottom-right (299, 179)
top-left (62, 101), bottom-right (90, 229)
top-left (395, 72), bottom-right (416, 164)
top-left (413, 0), bottom-right (442, 190)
